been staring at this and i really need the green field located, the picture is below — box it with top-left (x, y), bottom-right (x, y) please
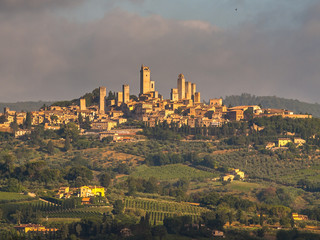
top-left (41, 218), bottom-right (81, 223)
top-left (277, 165), bottom-right (320, 184)
top-left (0, 192), bottom-right (33, 202)
top-left (131, 164), bottom-right (217, 181)
top-left (225, 181), bottom-right (265, 192)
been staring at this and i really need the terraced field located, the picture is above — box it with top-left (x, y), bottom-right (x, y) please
top-left (124, 197), bottom-right (208, 224)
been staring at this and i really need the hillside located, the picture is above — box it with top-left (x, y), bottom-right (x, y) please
top-left (224, 93), bottom-right (320, 117)
top-left (0, 116), bottom-right (319, 238)
top-left (0, 101), bottom-right (54, 112)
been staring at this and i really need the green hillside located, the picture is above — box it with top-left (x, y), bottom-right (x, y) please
top-left (224, 93), bottom-right (320, 117)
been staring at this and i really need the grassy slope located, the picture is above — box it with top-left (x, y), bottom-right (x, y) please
top-left (131, 164), bottom-right (217, 181)
top-left (0, 192), bottom-right (32, 201)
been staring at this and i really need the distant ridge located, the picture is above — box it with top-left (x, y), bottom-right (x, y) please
top-left (224, 93), bottom-right (320, 118)
top-left (0, 101), bottom-right (54, 112)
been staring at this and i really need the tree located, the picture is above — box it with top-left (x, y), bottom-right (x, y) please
top-left (99, 173), bottom-right (111, 188)
top-left (112, 200), bottom-right (124, 215)
top-left (228, 211), bottom-right (234, 225)
top-left (83, 116), bottom-right (91, 130)
top-left (0, 153), bottom-right (15, 178)
top-left (64, 135), bottom-right (71, 151)
top-left (107, 91), bottom-right (116, 100)
top-left (0, 115), bottom-right (6, 124)
top-left (280, 217), bottom-right (290, 227)
top-left (75, 223), bottom-right (82, 237)
top-left (130, 95), bottom-right (138, 101)
top-left (47, 140), bottom-right (54, 155)
top-left (257, 227), bottom-right (267, 237)
top-left (4, 178), bottom-right (24, 192)
top-left (65, 166), bottom-right (93, 185)
top-left (10, 114), bottom-right (18, 133)
top-left (152, 225), bottom-right (167, 240)
top-left (23, 112), bottom-right (32, 129)
top-left (201, 211), bottom-right (225, 231)
top-left (244, 108), bottom-right (254, 120)
top-left (12, 210), bottom-right (22, 224)
top-left (163, 217), bottom-right (183, 234)
top-left (290, 217), bottom-right (295, 228)
top-left (260, 213), bottom-right (264, 226)
top-left (102, 136), bottom-right (113, 144)
top-left (78, 114), bottom-right (83, 124)
top-left (60, 224), bottom-right (69, 240)
top-left (60, 122), bottom-right (80, 141)
top-left (201, 192), bottom-right (219, 206)
top-left (143, 177), bottom-right (158, 193)
top-left (50, 115), bottom-right (58, 124)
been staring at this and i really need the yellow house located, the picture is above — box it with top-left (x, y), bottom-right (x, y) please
top-left (15, 224), bottom-right (58, 233)
top-left (55, 186), bottom-right (71, 199)
top-left (294, 138), bottom-right (306, 147)
top-left (60, 187), bottom-right (69, 193)
top-left (265, 142), bottom-right (276, 149)
top-left (292, 213), bottom-right (308, 221)
top-left (236, 171), bottom-right (245, 179)
top-left (80, 186), bottom-right (105, 197)
top-left (222, 174), bottom-right (235, 182)
top-left (278, 138), bottom-right (292, 147)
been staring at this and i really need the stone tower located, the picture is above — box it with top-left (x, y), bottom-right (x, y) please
top-left (80, 98), bottom-right (86, 111)
top-left (150, 81), bottom-right (155, 92)
top-left (177, 73), bottom-right (185, 100)
top-left (209, 98), bottom-right (223, 106)
top-left (123, 84), bottom-right (130, 104)
top-left (117, 91), bottom-right (123, 106)
top-left (194, 92), bottom-right (201, 103)
top-left (140, 64), bottom-right (151, 95)
top-left (171, 88), bottom-right (178, 101)
top-left (191, 83), bottom-right (196, 100)
top-left (99, 86), bottom-right (106, 114)
top-left (185, 81), bottom-right (192, 100)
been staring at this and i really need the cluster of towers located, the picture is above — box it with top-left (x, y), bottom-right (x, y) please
top-left (171, 74), bottom-right (200, 103)
top-left (80, 84), bottom-right (130, 115)
top-left (140, 65), bottom-right (158, 98)
top-left (140, 64), bottom-right (200, 103)
top-left (80, 64), bottom-right (201, 115)
top-left (116, 85), bottom-right (130, 107)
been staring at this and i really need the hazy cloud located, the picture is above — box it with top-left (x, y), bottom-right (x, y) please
top-left (0, 2), bottom-right (320, 103)
top-left (0, 0), bottom-right (83, 12)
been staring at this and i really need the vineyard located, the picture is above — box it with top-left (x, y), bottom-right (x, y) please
top-left (124, 197), bottom-right (208, 224)
top-left (46, 209), bottom-right (104, 219)
top-left (0, 195), bottom-right (110, 221)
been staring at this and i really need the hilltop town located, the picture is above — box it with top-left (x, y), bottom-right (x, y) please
top-left (0, 65), bottom-right (320, 239)
top-left (0, 65), bottom-right (312, 138)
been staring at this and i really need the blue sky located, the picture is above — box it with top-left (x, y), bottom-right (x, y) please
top-left (0, 0), bottom-right (320, 103)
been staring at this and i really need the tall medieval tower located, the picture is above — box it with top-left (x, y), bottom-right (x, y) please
top-left (177, 74), bottom-right (185, 100)
top-left (99, 86), bottom-right (106, 114)
top-left (123, 84), bottom-right (130, 103)
top-left (80, 98), bottom-right (86, 111)
top-left (140, 65), bottom-right (151, 95)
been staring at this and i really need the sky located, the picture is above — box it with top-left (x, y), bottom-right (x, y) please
top-left (0, 0), bottom-right (320, 103)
